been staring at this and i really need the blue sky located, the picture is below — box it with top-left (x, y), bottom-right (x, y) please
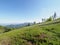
top-left (0, 0), bottom-right (60, 24)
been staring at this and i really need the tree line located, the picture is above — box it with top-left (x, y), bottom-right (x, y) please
top-left (42, 12), bottom-right (57, 22)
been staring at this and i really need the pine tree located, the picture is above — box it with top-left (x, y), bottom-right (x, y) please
top-left (53, 12), bottom-right (56, 20)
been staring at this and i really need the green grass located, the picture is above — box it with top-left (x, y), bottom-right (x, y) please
top-left (0, 26), bottom-right (5, 33)
top-left (0, 23), bottom-right (60, 45)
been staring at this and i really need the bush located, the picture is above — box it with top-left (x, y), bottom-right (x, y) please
top-left (46, 17), bottom-right (53, 22)
top-left (4, 27), bottom-right (12, 32)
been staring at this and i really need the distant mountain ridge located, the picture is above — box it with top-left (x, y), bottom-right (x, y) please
top-left (6, 23), bottom-right (33, 28)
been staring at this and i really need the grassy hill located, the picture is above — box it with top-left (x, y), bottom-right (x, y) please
top-left (0, 26), bottom-right (5, 33)
top-left (0, 22), bottom-right (60, 45)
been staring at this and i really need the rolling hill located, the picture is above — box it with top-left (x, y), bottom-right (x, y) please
top-left (0, 21), bottom-right (60, 45)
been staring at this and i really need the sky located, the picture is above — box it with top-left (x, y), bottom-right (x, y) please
top-left (0, 0), bottom-right (60, 24)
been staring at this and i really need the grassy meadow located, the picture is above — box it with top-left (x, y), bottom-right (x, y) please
top-left (0, 21), bottom-right (60, 45)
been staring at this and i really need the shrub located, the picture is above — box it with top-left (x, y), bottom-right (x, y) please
top-left (46, 17), bottom-right (53, 22)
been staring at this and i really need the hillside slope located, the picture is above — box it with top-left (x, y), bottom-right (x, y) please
top-left (0, 26), bottom-right (5, 34)
top-left (0, 23), bottom-right (60, 45)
